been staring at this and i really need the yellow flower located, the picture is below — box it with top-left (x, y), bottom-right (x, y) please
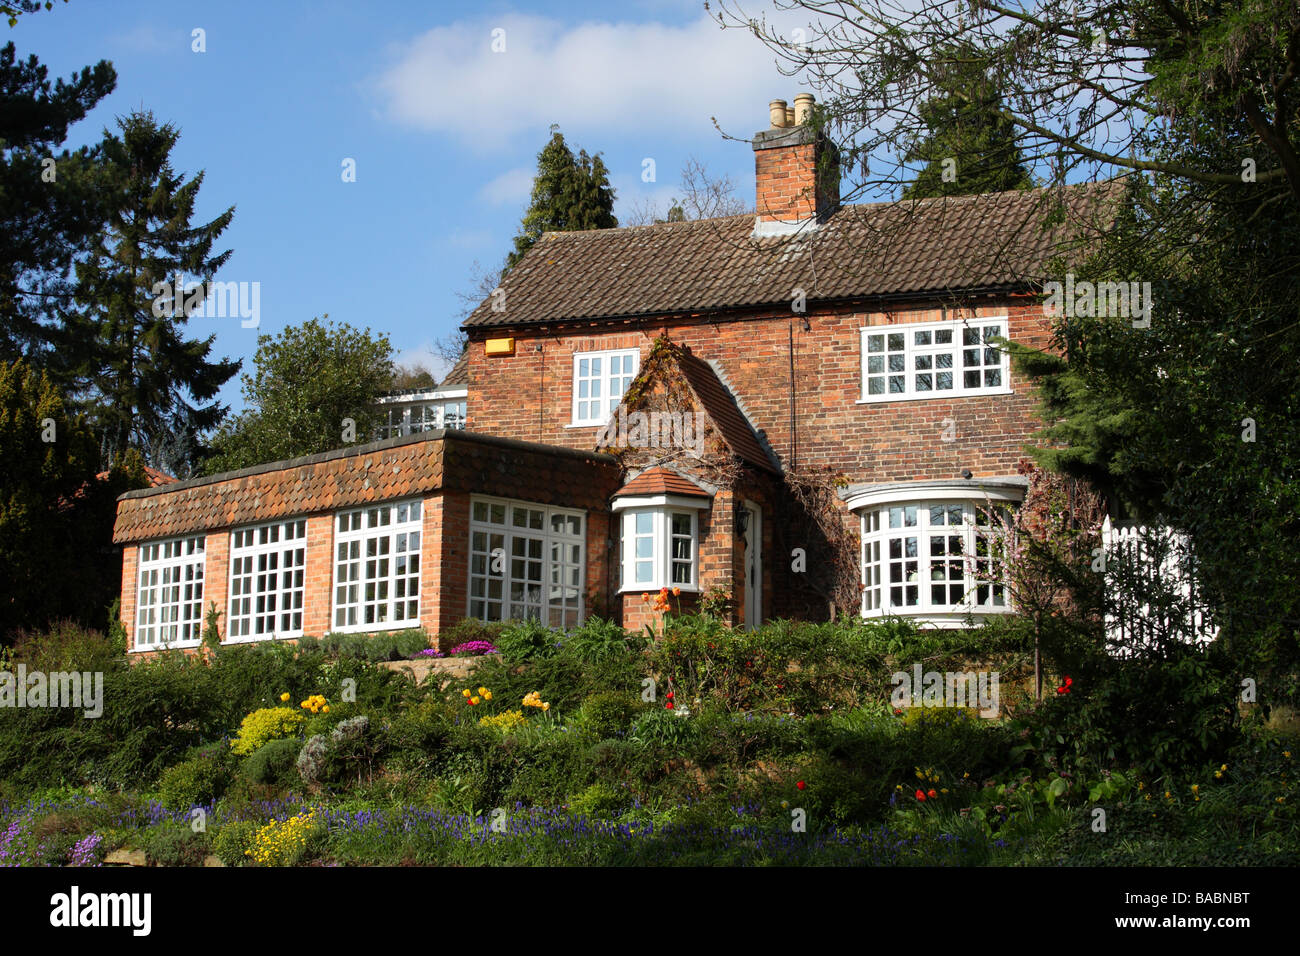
top-left (1144, 794), bottom-right (1151, 801)
top-left (478, 687), bottom-right (488, 697)
top-left (279, 692), bottom-right (290, 702)
top-left (1164, 791), bottom-right (1172, 799)
top-left (470, 696), bottom-right (480, 705)
top-left (542, 702), bottom-right (550, 711)
top-left (322, 705), bottom-right (329, 713)
top-left (1277, 797), bottom-right (1286, 804)
top-left (1285, 751), bottom-right (1292, 760)
top-left (1191, 784), bottom-right (1199, 793)
top-left (1220, 764), bottom-right (1228, 771)
top-left (483, 691), bottom-right (492, 701)
top-left (463, 689), bottom-right (472, 698)
top-left (1215, 771), bottom-right (1223, 779)
top-left (915, 770), bottom-right (924, 779)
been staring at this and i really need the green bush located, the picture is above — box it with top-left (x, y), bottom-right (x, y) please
top-left (315, 629), bottom-right (429, 662)
top-left (240, 737), bottom-right (302, 787)
top-left (212, 820), bottom-right (259, 866)
top-left (136, 820), bottom-right (210, 866)
top-left (578, 690), bottom-right (640, 739)
top-left (231, 707), bottom-right (305, 756)
top-left (495, 618), bottom-right (559, 661)
top-left (157, 752), bottom-right (232, 809)
top-left (562, 617), bottom-right (641, 663)
top-left (8, 620), bottom-right (121, 672)
top-left (568, 782), bottom-right (623, 820)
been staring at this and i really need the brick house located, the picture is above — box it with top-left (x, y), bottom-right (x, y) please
top-left (112, 95), bottom-right (1117, 653)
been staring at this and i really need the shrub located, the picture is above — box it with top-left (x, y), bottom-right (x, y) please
top-left (157, 753), bottom-right (232, 809)
top-left (562, 617), bottom-right (639, 663)
top-left (136, 820), bottom-right (210, 866)
top-left (317, 629), bottom-right (429, 662)
top-left (568, 782), bottom-right (623, 820)
top-left (240, 737), bottom-right (303, 787)
top-left (297, 716), bottom-right (383, 788)
top-left (212, 820), bottom-right (258, 866)
top-left (479, 709), bottom-right (527, 733)
top-left (231, 707), bottom-right (305, 756)
top-left (578, 690), bottom-right (639, 739)
top-left (246, 809), bottom-right (320, 866)
top-left (8, 620), bottom-right (120, 672)
top-left (495, 618), bottom-right (558, 661)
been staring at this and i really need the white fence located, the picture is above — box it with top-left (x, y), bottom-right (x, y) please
top-left (1101, 518), bottom-right (1218, 652)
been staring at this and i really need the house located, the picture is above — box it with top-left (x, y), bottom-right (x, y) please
top-left (373, 353), bottom-right (469, 438)
top-left (111, 94), bottom-right (1119, 653)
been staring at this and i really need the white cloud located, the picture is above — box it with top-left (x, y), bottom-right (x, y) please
top-left (372, 13), bottom-right (806, 151)
top-left (479, 166), bottom-right (534, 207)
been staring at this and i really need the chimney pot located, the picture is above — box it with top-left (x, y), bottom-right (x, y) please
top-left (793, 93), bottom-right (815, 125)
top-left (769, 99), bottom-right (789, 128)
top-left (785, 107), bottom-right (795, 126)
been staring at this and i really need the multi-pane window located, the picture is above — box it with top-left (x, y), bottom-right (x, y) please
top-left (860, 501), bottom-right (1012, 618)
top-left (135, 536), bottom-right (205, 648)
top-left (333, 500), bottom-right (422, 631)
top-left (468, 497), bottom-right (585, 628)
top-left (572, 349), bottom-right (638, 426)
top-left (228, 520), bottom-right (306, 641)
top-left (861, 319), bottom-right (1009, 401)
top-left (618, 508), bottom-right (699, 591)
top-left (375, 400), bottom-right (468, 439)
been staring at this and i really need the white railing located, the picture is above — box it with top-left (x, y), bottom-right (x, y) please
top-left (1101, 518), bottom-right (1218, 652)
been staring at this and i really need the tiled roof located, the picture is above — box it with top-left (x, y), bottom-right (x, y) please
top-left (441, 352), bottom-right (469, 386)
top-left (464, 181), bottom-right (1123, 329)
top-left (613, 467), bottom-right (712, 498)
top-left (95, 466), bottom-right (175, 487)
top-left (113, 431), bottom-right (618, 543)
top-left (677, 351), bottom-right (779, 473)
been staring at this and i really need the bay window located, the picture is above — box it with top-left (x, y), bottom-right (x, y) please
top-left (615, 498), bottom-right (704, 592)
top-left (850, 484), bottom-right (1020, 625)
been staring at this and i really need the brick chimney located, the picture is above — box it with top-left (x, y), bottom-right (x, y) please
top-left (753, 93), bottom-right (840, 236)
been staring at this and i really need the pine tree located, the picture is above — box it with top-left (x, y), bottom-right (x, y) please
top-left (0, 41), bottom-right (115, 373)
top-left (507, 127), bottom-right (617, 268)
top-left (68, 111), bottom-right (240, 466)
top-left (902, 44), bottom-right (1033, 199)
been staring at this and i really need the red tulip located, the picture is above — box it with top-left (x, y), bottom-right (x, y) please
top-left (927, 789), bottom-right (938, 799)
top-left (665, 702), bottom-right (674, 710)
top-left (796, 781), bottom-right (806, 791)
top-left (915, 789), bottom-right (926, 801)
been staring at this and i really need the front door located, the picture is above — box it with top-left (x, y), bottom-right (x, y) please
top-left (742, 500), bottom-right (762, 630)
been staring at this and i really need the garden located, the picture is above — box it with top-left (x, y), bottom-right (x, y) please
top-left (0, 601), bottom-right (1296, 867)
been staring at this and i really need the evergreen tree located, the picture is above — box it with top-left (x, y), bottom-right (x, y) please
top-left (507, 127), bottom-right (617, 268)
top-left (901, 44), bottom-right (1034, 199)
top-left (202, 317), bottom-right (394, 475)
top-left (0, 41), bottom-right (115, 372)
top-left (68, 111), bottom-right (239, 466)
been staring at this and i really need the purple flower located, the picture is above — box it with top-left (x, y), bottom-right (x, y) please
top-left (448, 640), bottom-right (498, 657)
top-left (416, 648), bottom-right (446, 658)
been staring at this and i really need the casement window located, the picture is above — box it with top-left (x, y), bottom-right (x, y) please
top-left (571, 349), bottom-right (639, 426)
top-left (332, 500), bottom-right (422, 631)
top-left (860, 319), bottom-right (1010, 402)
top-left (228, 519), bottom-right (306, 641)
top-left (859, 500), bottom-right (1013, 621)
top-left (135, 536), bottom-right (205, 648)
top-left (468, 497), bottom-right (585, 628)
top-left (614, 503), bottom-right (703, 592)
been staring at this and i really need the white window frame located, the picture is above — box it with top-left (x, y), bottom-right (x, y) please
top-left (227, 518), bottom-right (307, 642)
top-left (331, 499), bottom-right (423, 633)
top-left (134, 536), bottom-right (206, 650)
top-left (859, 317), bottom-right (1011, 403)
top-left (467, 495), bottom-right (586, 628)
top-left (613, 495), bottom-right (706, 592)
top-left (858, 497), bottom-right (1016, 626)
top-left (375, 390), bottom-right (469, 439)
top-left (570, 348), bottom-right (639, 426)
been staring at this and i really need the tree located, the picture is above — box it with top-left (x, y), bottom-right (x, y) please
top-left (0, 41), bottom-right (115, 373)
top-left (507, 127), bottom-right (617, 267)
top-left (202, 317), bottom-right (394, 475)
top-left (390, 363), bottom-right (437, 391)
top-left (623, 157), bottom-right (749, 226)
top-left (67, 111), bottom-right (239, 468)
top-left (901, 42), bottom-right (1035, 198)
top-left (0, 360), bottom-right (142, 640)
top-left (2, 1), bottom-right (66, 28)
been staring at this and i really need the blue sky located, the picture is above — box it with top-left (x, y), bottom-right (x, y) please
top-left (11, 0), bottom-right (809, 410)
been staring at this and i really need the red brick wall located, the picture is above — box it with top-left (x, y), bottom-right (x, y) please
top-left (303, 514), bottom-right (334, 636)
top-left (203, 532), bottom-right (229, 643)
top-left (756, 140), bottom-right (819, 222)
top-left (119, 545), bottom-right (137, 652)
top-left (467, 299), bottom-right (1049, 484)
